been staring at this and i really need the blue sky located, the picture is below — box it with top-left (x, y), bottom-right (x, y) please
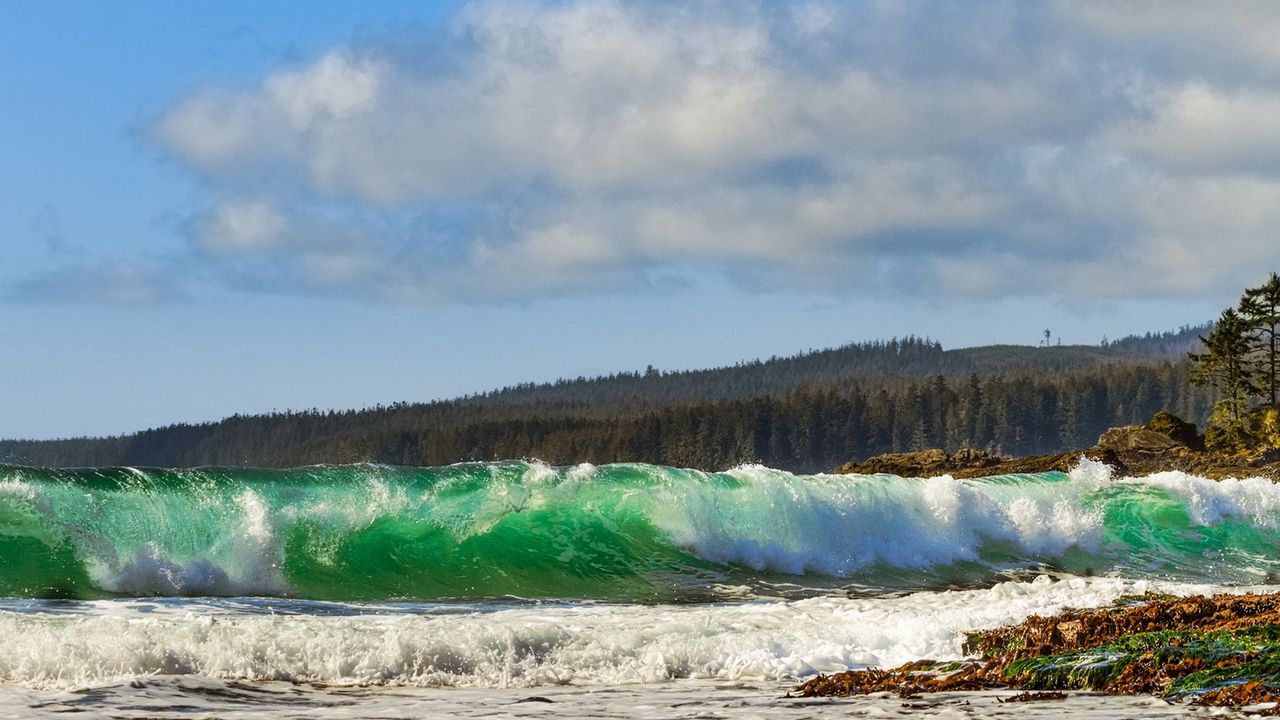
top-left (2, 1), bottom-right (1273, 439)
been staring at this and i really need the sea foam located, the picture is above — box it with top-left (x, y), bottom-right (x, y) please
top-left (0, 576), bottom-right (1250, 690)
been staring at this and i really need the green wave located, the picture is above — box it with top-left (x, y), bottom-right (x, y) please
top-left (1, 461), bottom-right (1278, 601)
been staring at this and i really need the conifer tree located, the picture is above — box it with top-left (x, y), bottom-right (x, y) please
top-left (1239, 272), bottom-right (1280, 406)
top-left (1190, 308), bottom-right (1256, 424)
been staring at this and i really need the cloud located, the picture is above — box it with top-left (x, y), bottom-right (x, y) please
top-left (155, 3), bottom-right (1081, 199)
top-left (194, 199), bottom-right (288, 252)
top-left (1104, 83), bottom-right (1280, 174)
top-left (1055, 1), bottom-right (1280, 80)
top-left (7, 262), bottom-right (182, 306)
top-left (132, 0), bottom-right (1280, 305)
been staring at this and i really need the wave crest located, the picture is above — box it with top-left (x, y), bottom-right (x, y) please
top-left (2, 461), bottom-right (1279, 599)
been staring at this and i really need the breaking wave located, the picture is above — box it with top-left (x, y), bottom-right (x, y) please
top-left (1, 459), bottom-right (1279, 600)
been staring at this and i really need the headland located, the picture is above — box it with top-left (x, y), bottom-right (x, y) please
top-left (835, 410), bottom-right (1280, 481)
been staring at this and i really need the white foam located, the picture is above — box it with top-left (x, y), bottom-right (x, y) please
top-left (0, 576), bottom-right (1252, 690)
top-left (650, 465), bottom-right (1107, 576)
top-left (1133, 471), bottom-right (1280, 527)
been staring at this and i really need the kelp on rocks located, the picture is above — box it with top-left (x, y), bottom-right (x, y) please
top-left (796, 593), bottom-right (1280, 709)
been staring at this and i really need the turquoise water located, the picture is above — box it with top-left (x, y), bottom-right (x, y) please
top-left (2, 460), bottom-right (1278, 601)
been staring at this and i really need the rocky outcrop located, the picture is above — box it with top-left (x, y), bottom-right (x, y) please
top-left (1097, 425), bottom-right (1179, 454)
top-left (834, 447), bottom-right (1115, 479)
top-left (841, 448), bottom-right (985, 476)
top-left (1146, 410), bottom-right (1203, 450)
top-left (795, 592), bottom-right (1280, 708)
top-left (834, 413), bottom-right (1280, 480)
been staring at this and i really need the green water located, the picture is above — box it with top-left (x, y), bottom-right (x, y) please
top-left (1, 461), bottom-right (1278, 601)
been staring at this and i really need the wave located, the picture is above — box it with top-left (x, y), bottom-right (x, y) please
top-left (2, 460), bottom-right (1279, 600)
top-left (0, 576), bottom-right (1244, 689)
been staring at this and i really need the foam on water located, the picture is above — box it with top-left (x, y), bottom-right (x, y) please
top-left (3, 678), bottom-right (1232, 720)
top-left (656, 461), bottom-right (1112, 575)
top-left (1135, 470), bottom-right (1280, 526)
top-left (0, 575), bottom-right (1257, 690)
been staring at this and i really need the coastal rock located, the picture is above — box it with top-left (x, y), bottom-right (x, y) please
top-left (951, 448), bottom-right (1000, 464)
top-left (1145, 411), bottom-right (1202, 449)
top-left (836, 448), bottom-right (1102, 479)
top-left (848, 449), bottom-right (947, 475)
top-left (833, 412), bottom-right (1280, 480)
top-left (798, 592), bottom-right (1280, 709)
top-left (836, 448), bottom-right (1007, 477)
top-left (1096, 425), bottom-right (1178, 454)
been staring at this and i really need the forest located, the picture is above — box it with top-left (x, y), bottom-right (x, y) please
top-left (0, 326), bottom-right (1214, 472)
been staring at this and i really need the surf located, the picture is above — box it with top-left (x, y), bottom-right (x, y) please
top-left (0, 576), bottom-right (1243, 690)
top-left (2, 460), bottom-right (1279, 601)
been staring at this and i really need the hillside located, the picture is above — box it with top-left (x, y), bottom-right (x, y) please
top-left (0, 325), bottom-right (1213, 471)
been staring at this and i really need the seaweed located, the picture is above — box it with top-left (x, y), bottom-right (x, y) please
top-left (798, 593), bottom-right (1280, 710)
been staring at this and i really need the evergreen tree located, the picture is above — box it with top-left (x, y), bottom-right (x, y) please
top-left (1190, 308), bottom-right (1255, 423)
top-left (1239, 272), bottom-right (1280, 406)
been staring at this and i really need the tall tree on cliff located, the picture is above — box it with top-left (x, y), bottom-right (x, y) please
top-left (1190, 308), bottom-right (1256, 424)
top-left (1239, 272), bottom-right (1280, 406)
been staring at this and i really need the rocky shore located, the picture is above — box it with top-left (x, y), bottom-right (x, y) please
top-left (834, 411), bottom-right (1280, 480)
top-left (823, 414), bottom-right (1280, 710)
top-left (796, 592), bottom-right (1280, 710)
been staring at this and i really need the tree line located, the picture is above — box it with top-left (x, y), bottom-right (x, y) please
top-left (2, 335), bottom-right (1213, 472)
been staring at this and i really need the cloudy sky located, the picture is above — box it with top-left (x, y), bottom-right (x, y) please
top-left (4, 0), bottom-right (1278, 439)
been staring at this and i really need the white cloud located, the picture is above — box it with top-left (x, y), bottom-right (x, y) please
top-left (265, 53), bottom-right (383, 130)
top-left (128, 0), bottom-right (1280, 306)
top-left (196, 199), bottom-right (287, 252)
top-left (1056, 1), bottom-right (1280, 78)
top-left (155, 2), bottom-right (1077, 202)
top-left (1104, 83), bottom-right (1280, 173)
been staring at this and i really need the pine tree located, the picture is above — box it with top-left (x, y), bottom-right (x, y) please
top-left (1190, 308), bottom-right (1256, 424)
top-left (1239, 272), bottom-right (1280, 406)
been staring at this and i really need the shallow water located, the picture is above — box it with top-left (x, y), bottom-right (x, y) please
top-left (0, 679), bottom-right (1253, 720)
top-left (0, 578), bottom-right (1253, 690)
top-left (0, 577), bottom-right (1272, 718)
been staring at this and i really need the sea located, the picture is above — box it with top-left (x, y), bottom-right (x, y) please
top-left (0, 457), bottom-right (1277, 718)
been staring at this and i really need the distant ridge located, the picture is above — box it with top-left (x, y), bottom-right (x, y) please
top-left (0, 324), bottom-right (1213, 471)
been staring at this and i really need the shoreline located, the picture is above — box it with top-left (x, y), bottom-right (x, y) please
top-left (822, 418), bottom-right (1280, 711)
top-left (835, 414), bottom-right (1280, 481)
top-left (796, 591), bottom-right (1280, 710)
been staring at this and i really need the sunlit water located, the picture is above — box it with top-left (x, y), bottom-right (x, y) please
top-left (2, 459), bottom-right (1278, 717)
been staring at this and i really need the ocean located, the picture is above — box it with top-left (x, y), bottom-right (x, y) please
top-left (0, 458), bottom-right (1276, 718)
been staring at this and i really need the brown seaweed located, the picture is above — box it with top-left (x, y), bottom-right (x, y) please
top-left (796, 592), bottom-right (1280, 710)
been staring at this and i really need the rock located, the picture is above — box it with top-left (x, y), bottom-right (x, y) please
top-left (1097, 425), bottom-right (1179, 454)
top-left (1145, 411), bottom-right (1202, 450)
top-left (803, 591), bottom-right (1280, 705)
top-left (1056, 619), bottom-right (1086, 647)
top-left (834, 419), bottom-right (1280, 481)
top-left (853, 449), bottom-right (949, 475)
top-left (951, 448), bottom-right (1000, 465)
top-left (839, 447), bottom-right (1115, 479)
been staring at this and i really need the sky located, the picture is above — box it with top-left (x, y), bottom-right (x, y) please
top-left (3, 1), bottom-right (1278, 440)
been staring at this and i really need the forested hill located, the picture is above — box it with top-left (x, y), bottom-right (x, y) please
top-left (416, 325), bottom-right (1206, 409)
top-left (1, 325), bottom-right (1213, 472)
